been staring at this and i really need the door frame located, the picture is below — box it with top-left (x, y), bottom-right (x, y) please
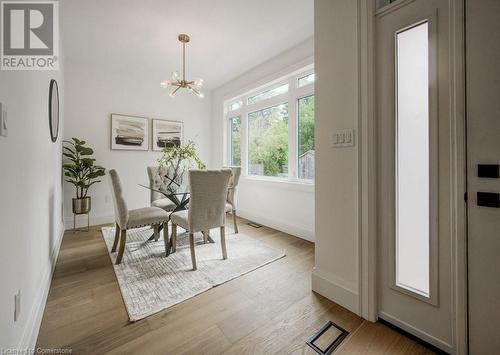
top-left (358, 0), bottom-right (467, 353)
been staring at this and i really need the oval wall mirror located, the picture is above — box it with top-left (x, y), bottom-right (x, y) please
top-left (49, 79), bottom-right (60, 143)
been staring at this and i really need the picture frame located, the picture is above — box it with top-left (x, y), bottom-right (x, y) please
top-left (111, 114), bottom-right (149, 151)
top-left (151, 119), bottom-right (183, 151)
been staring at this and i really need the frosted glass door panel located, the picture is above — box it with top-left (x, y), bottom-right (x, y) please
top-left (395, 22), bottom-right (430, 297)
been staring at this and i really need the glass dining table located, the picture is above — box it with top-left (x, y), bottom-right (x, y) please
top-left (139, 183), bottom-right (231, 244)
top-left (139, 183), bottom-right (191, 214)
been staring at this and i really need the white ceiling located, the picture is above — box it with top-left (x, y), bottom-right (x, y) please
top-left (61, 0), bottom-right (314, 90)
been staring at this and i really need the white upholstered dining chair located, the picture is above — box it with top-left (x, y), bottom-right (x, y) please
top-left (147, 166), bottom-right (177, 212)
top-left (108, 169), bottom-right (170, 264)
top-left (223, 166), bottom-right (241, 233)
top-left (170, 169), bottom-right (232, 270)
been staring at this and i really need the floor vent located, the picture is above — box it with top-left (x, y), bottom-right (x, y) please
top-left (306, 321), bottom-right (348, 355)
top-left (247, 222), bottom-right (262, 228)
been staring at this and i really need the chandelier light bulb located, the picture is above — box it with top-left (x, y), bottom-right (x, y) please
top-left (193, 78), bottom-right (204, 88)
top-left (171, 71), bottom-right (179, 80)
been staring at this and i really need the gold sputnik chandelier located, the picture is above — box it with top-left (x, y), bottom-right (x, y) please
top-left (161, 34), bottom-right (204, 98)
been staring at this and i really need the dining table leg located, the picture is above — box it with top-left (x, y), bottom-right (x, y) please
top-left (147, 223), bottom-right (164, 241)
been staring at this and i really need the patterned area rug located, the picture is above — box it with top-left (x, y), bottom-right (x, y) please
top-left (101, 226), bottom-right (286, 321)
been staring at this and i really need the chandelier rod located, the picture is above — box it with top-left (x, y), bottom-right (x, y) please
top-left (171, 85), bottom-right (182, 96)
top-left (182, 41), bottom-right (186, 83)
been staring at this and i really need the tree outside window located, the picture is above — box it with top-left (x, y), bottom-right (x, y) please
top-left (248, 104), bottom-right (289, 177)
top-left (298, 95), bottom-right (315, 180)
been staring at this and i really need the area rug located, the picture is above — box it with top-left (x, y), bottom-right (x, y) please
top-left (101, 226), bottom-right (286, 321)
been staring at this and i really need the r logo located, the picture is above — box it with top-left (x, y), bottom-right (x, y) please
top-left (2, 2), bottom-right (54, 55)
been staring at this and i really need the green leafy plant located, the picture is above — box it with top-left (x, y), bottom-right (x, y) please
top-left (63, 138), bottom-right (106, 199)
top-left (157, 140), bottom-right (206, 188)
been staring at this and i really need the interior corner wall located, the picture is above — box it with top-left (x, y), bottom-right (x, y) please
top-left (0, 36), bottom-right (65, 351)
top-left (312, 0), bottom-right (361, 314)
top-left (210, 39), bottom-right (315, 241)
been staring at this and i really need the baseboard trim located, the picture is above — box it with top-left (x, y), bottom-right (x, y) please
top-left (237, 208), bottom-right (314, 242)
top-left (312, 267), bottom-right (360, 315)
top-left (18, 224), bottom-right (65, 350)
top-left (64, 214), bottom-right (114, 230)
top-left (378, 312), bottom-right (453, 354)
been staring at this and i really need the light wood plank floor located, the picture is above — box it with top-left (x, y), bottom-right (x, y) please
top-left (37, 217), bottom-right (435, 354)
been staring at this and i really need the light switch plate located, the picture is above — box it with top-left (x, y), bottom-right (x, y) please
top-left (0, 102), bottom-right (7, 137)
top-left (332, 129), bottom-right (355, 147)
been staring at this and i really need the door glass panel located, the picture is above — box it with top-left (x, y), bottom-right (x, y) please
top-left (395, 21), bottom-right (430, 297)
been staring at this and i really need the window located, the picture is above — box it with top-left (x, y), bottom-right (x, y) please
top-left (248, 104), bottom-right (289, 177)
top-left (395, 21), bottom-right (430, 297)
top-left (229, 117), bottom-right (241, 166)
top-left (298, 95), bottom-right (315, 180)
top-left (229, 100), bottom-right (243, 112)
top-left (298, 73), bottom-right (315, 88)
top-left (247, 83), bottom-right (289, 105)
top-left (224, 66), bottom-right (314, 183)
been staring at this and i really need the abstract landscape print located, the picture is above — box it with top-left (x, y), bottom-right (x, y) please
top-left (111, 114), bottom-right (149, 151)
top-left (152, 119), bottom-right (183, 151)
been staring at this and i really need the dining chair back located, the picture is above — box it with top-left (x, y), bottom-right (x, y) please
top-left (224, 166), bottom-right (241, 209)
top-left (223, 166), bottom-right (241, 233)
top-left (108, 169), bottom-right (169, 264)
top-left (147, 166), bottom-right (171, 203)
top-left (170, 169), bottom-right (232, 270)
top-left (109, 169), bottom-right (129, 229)
top-left (188, 169), bottom-right (232, 233)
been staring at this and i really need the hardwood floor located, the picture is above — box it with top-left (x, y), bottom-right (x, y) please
top-left (37, 217), bottom-right (435, 354)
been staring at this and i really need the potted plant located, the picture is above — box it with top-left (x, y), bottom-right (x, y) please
top-left (157, 140), bottom-right (206, 190)
top-left (63, 138), bottom-right (106, 215)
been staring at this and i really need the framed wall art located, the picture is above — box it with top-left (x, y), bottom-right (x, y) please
top-left (151, 119), bottom-right (183, 151)
top-left (111, 114), bottom-right (149, 151)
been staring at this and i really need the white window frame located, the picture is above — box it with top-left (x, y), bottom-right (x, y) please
top-left (224, 65), bottom-right (315, 184)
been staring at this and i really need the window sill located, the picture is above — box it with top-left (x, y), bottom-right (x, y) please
top-left (240, 175), bottom-right (315, 192)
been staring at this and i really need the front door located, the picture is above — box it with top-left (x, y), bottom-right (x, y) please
top-left (376, 1), bottom-right (456, 352)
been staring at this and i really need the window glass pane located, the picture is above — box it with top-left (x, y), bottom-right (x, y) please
top-left (248, 103), bottom-right (289, 177)
top-left (395, 22), bottom-right (430, 297)
top-left (298, 95), bottom-right (315, 180)
top-left (229, 117), bottom-right (241, 166)
top-left (229, 100), bottom-right (242, 112)
top-left (298, 73), bottom-right (315, 88)
top-left (247, 84), bottom-right (289, 105)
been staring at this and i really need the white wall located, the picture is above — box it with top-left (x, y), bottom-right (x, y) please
top-left (312, 0), bottom-right (361, 313)
top-left (210, 39), bottom-right (315, 241)
top-left (0, 50), bottom-right (65, 349)
top-left (61, 3), bottom-right (212, 228)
